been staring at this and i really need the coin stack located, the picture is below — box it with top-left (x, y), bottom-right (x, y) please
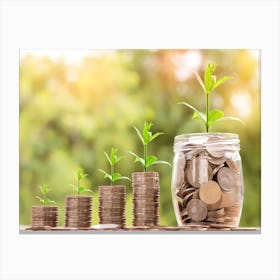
top-left (65, 196), bottom-right (92, 228)
top-left (173, 135), bottom-right (244, 228)
top-left (98, 185), bottom-right (126, 227)
top-left (31, 206), bottom-right (58, 228)
top-left (132, 172), bottom-right (160, 227)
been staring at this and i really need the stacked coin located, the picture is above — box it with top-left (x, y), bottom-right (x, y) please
top-left (65, 196), bottom-right (92, 228)
top-left (172, 135), bottom-right (244, 228)
top-left (132, 172), bottom-right (160, 226)
top-left (98, 185), bottom-right (126, 227)
top-left (31, 206), bottom-right (58, 228)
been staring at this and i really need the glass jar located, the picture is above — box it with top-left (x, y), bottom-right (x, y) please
top-left (171, 133), bottom-right (244, 228)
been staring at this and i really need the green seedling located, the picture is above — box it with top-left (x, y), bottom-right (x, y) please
top-left (129, 121), bottom-right (172, 172)
top-left (70, 168), bottom-right (93, 195)
top-left (98, 148), bottom-right (131, 185)
top-left (179, 63), bottom-right (245, 132)
top-left (36, 184), bottom-right (56, 205)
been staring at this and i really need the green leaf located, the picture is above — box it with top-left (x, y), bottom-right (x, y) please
top-left (133, 125), bottom-right (144, 145)
top-left (212, 76), bottom-right (233, 91)
top-left (115, 176), bottom-right (131, 182)
top-left (115, 155), bottom-right (125, 164)
top-left (104, 152), bottom-right (112, 166)
top-left (39, 184), bottom-right (49, 195)
top-left (208, 109), bottom-right (224, 126)
top-left (179, 102), bottom-right (206, 124)
top-left (143, 121), bottom-right (152, 144)
top-left (192, 111), bottom-right (207, 123)
top-left (48, 200), bottom-right (56, 204)
top-left (82, 189), bottom-right (93, 193)
top-left (98, 169), bottom-right (112, 182)
top-left (204, 63), bottom-right (217, 93)
top-left (129, 151), bottom-right (145, 167)
top-left (216, 116), bottom-right (245, 126)
top-left (145, 155), bottom-right (158, 168)
top-left (78, 186), bottom-right (92, 193)
top-left (44, 198), bottom-right (50, 205)
top-left (77, 168), bottom-right (83, 180)
top-left (78, 187), bottom-right (84, 194)
top-left (149, 132), bottom-right (163, 143)
top-left (42, 184), bottom-right (48, 194)
top-left (36, 196), bottom-right (44, 203)
top-left (149, 160), bottom-right (172, 168)
top-left (110, 148), bottom-right (118, 164)
top-left (39, 185), bottom-right (44, 194)
top-left (194, 71), bottom-right (206, 93)
top-left (112, 172), bottom-right (122, 182)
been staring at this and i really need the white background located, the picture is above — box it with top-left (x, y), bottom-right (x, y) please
top-left (0, 1), bottom-right (279, 279)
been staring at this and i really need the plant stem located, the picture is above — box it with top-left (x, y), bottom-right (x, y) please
top-left (77, 178), bottom-right (80, 195)
top-left (144, 144), bottom-right (147, 172)
top-left (111, 163), bottom-right (114, 186)
top-left (206, 93), bottom-right (209, 132)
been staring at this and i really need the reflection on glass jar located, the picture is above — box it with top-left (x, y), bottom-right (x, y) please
top-left (171, 133), bottom-right (244, 228)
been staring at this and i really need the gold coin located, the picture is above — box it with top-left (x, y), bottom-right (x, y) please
top-left (221, 190), bottom-right (237, 208)
top-left (199, 181), bottom-right (222, 205)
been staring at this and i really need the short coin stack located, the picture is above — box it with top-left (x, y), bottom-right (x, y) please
top-left (132, 172), bottom-right (160, 226)
top-left (98, 186), bottom-right (126, 227)
top-left (31, 206), bottom-right (58, 228)
top-left (65, 196), bottom-right (92, 228)
top-left (173, 135), bottom-right (243, 228)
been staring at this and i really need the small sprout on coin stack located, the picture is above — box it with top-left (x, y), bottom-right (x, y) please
top-left (129, 121), bottom-right (172, 171)
top-left (70, 168), bottom-right (93, 195)
top-left (98, 148), bottom-right (131, 185)
top-left (179, 63), bottom-right (245, 132)
top-left (36, 184), bottom-right (56, 205)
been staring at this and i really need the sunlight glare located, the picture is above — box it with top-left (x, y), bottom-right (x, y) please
top-left (20, 50), bottom-right (115, 64)
top-left (173, 50), bottom-right (202, 81)
top-left (231, 91), bottom-right (252, 117)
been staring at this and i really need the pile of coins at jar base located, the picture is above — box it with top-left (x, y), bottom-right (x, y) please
top-left (132, 172), bottom-right (160, 227)
top-left (98, 186), bottom-right (126, 227)
top-left (174, 145), bottom-right (243, 228)
top-left (31, 206), bottom-right (58, 228)
top-left (65, 196), bottom-right (92, 228)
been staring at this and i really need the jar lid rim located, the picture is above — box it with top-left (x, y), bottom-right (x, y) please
top-left (175, 132), bottom-right (239, 140)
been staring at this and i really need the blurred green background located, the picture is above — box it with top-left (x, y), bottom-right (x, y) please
top-left (19, 49), bottom-right (260, 227)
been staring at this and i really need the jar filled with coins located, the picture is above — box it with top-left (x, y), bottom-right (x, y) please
top-left (171, 133), bottom-right (244, 228)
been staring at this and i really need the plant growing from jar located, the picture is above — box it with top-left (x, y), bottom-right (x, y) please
top-left (179, 63), bottom-right (244, 132)
top-left (129, 121), bottom-right (171, 226)
top-left (98, 148), bottom-right (130, 227)
top-left (31, 184), bottom-right (58, 228)
top-left (171, 63), bottom-right (245, 229)
top-left (65, 168), bottom-right (93, 228)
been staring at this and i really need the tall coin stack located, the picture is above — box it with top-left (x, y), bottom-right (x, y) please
top-left (98, 186), bottom-right (126, 227)
top-left (31, 206), bottom-right (58, 228)
top-left (132, 172), bottom-right (160, 226)
top-left (65, 196), bottom-right (92, 228)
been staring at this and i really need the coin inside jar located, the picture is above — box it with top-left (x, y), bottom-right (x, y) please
top-left (221, 190), bottom-right (237, 208)
top-left (185, 156), bottom-right (213, 188)
top-left (199, 181), bottom-right (222, 206)
top-left (186, 199), bottom-right (207, 222)
top-left (174, 152), bottom-right (186, 187)
top-left (217, 167), bottom-right (236, 192)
